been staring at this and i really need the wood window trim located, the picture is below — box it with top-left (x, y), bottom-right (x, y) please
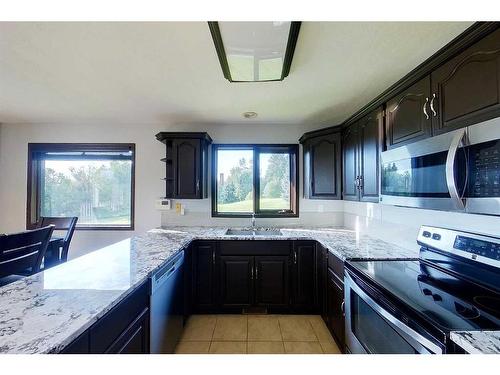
top-left (211, 144), bottom-right (299, 218)
top-left (26, 143), bottom-right (136, 231)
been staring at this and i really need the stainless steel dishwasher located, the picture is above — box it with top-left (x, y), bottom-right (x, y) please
top-left (150, 250), bottom-right (184, 353)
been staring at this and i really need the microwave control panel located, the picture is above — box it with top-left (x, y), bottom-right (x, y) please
top-left (468, 140), bottom-right (500, 197)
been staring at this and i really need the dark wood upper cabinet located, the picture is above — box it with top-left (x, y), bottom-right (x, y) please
top-left (431, 28), bottom-right (500, 135)
top-left (254, 256), bottom-right (289, 307)
top-left (342, 123), bottom-right (359, 201)
top-left (300, 130), bottom-right (342, 200)
top-left (156, 132), bottom-right (212, 199)
top-left (292, 241), bottom-right (317, 310)
top-left (342, 107), bottom-right (383, 202)
top-left (358, 110), bottom-right (383, 202)
top-left (385, 76), bottom-right (432, 149)
top-left (219, 255), bottom-right (253, 308)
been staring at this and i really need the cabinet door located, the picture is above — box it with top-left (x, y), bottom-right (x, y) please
top-left (317, 245), bottom-right (328, 324)
top-left (385, 76), bottom-right (432, 149)
top-left (307, 133), bottom-right (342, 199)
top-left (105, 308), bottom-right (150, 354)
top-left (431, 28), bottom-right (500, 135)
top-left (173, 139), bottom-right (201, 198)
top-left (327, 270), bottom-right (345, 351)
top-left (342, 123), bottom-right (359, 201)
top-left (193, 241), bottom-right (217, 311)
top-left (358, 108), bottom-right (383, 202)
top-left (254, 256), bottom-right (289, 308)
top-left (220, 255), bottom-right (253, 308)
top-left (61, 330), bottom-right (90, 354)
top-left (292, 241), bottom-right (317, 310)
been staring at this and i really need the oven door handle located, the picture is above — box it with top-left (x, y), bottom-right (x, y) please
top-left (345, 271), bottom-right (443, 354)
top-left (445, 129), bottom-right (467, 211)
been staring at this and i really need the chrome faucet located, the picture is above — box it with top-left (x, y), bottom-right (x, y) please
top-left (251, 213), bottom-right (256, 229)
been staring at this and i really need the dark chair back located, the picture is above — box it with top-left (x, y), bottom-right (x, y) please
top-left (38, 217), bottom-right (78, 262)
top-left (0, 225), bottom-right (54, 278)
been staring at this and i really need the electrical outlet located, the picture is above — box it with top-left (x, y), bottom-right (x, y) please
top-left (175, 203), bottom-right (182, 213)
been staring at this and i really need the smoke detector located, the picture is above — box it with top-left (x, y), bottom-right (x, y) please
top-left (243, 111), bottom-right (258, 119)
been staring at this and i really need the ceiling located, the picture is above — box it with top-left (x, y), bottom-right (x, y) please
top-left (0, 22), bottom-right (472, 127)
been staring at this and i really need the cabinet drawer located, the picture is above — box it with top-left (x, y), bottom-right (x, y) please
top-left (219, 240), bottom-right (291, 256)
top-left (105, 308), bottom-right (150, 354)
top-left (60, 330), bottom-right (89, 354)
top-left (90, 281), bottom-right (149, 353)
top-left (327, 252), bottom-right (344, 283)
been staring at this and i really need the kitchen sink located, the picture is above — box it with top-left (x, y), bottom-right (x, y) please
top-left (225, 228), bottom-right (282, 236)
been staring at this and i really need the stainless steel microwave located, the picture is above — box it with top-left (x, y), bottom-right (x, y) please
top-left (380, 117), bottom-right (500, 215)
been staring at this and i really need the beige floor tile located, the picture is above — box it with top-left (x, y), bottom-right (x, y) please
top-left (180, 315), bottom-right (216, 341)
top-left (247, 341), bottom-right (285, 354)
top-left (175, 341), bottom-right (211, 354)
top-left (248, 315), bottom-right (282, 341)
top-left (320, 341), bottom-right (341, 354)
top-left (212, 315), bottom-right (248, 341)
top-left (209, 341), bottom-right (247, 354)
top-left (284, 341), bottom-right (324, 354)
top-left (278, 316), bottom-right (317, 341)
top-left (309, 317), bottom-right (334, 342)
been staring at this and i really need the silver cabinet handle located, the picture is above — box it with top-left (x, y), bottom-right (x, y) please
top-left (430, 93), bottom-right (437, 117)
top-left (341, 301), bottom-right (345, 316)
top-left (358, 176), bottom-right (363, 190)
top-left (212, 250), bottom-right (216, 265)
top-left (196, 180), bottom-right (200, 192)
top-left (251, 266), bottom-right (254, 280)
top-left (445, 129), bottom-right (467, 211)
top-left (294, 251), bottom-right (297, 264)
top-left (255, 266), bottom-right (258, 280)
top-left (423, 97), bottom-right (429, 120)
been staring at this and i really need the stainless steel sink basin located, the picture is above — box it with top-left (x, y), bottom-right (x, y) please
top-left (225, 228), bottom-right (282, 236)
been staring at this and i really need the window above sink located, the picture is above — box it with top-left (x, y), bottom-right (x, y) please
top-left (212, 144), bottom-right (299, 218)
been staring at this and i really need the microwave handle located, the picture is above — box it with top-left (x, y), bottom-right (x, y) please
top-left (445, 129), bottom-right (467, 211)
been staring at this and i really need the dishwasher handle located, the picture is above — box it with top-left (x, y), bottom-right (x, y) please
top-left (151, 251), bottom-right (184, 293)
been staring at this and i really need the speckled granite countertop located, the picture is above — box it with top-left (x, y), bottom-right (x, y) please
top-left (450, 331), bottom-right (500, 354)
top-left (0, 226), bottom-right (419, 354)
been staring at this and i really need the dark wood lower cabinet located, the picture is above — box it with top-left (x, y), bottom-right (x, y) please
top-left (220, 255), bottom-right (253, 308)
top-left (61, 281), bottom-right (150, 354)
top-left (293, 241), bottom-right (317, 311)
top-left (192, 241), bottom-right (217, 312)
top-left (327, 269), bottom-right (345, 351)
top-left (254, 256), bottom-right (289, 307)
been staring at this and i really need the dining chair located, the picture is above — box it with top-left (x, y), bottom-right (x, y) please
top-left (38, 217), bottom-right (78, 263)
top-left (0, 225), bottom-right (54, 286)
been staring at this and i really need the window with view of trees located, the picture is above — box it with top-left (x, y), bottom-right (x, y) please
top-left (27, 144), bottom-right (135, 230)
top-left (212, 145), bottom-right (298, 217)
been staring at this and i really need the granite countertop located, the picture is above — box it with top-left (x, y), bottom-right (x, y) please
top-left (450, 331), bottom-right (500, 354)
top-left (0, 226), bottom-right (418, 354)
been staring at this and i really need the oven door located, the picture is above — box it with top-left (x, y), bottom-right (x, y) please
top-left (380, 128), bottom-right (467, 211)
top-left (344, 271), bottom-right (443, 354)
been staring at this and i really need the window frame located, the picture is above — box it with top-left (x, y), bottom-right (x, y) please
top-left (211, 143), bottom-right (299, 218)
top-left (27, 143), bottom-right (136, 231)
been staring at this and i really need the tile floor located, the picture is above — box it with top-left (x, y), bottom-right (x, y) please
top-left (175, 314), bottom-right (342, 354)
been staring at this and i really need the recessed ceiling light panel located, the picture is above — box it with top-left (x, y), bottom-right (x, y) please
top-left (208, 21), bottom-right (301, 83)
top-left (243, 111), bottom-right (258, 119)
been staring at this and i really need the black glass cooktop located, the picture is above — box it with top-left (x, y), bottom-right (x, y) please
top-left (348, 259), bottom-right (500, 332)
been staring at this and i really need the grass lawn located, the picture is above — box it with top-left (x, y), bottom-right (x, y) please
top-left (218, 198), bottom-right (289, 212)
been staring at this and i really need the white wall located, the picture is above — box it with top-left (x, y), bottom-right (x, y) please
top-left (344, 201), bottom-right (500, 252)
top-left (0, 121), bottom-right (342, 259)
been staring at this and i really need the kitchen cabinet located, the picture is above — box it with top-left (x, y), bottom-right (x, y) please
top-left (192, 241), bottom-right (217, 312)
top-left (254, 256), bottom-right (290, 307)
top-left (431, 28), bottom-right (500, 135)
top-left (385, 76), bottom-right (432, 149)
top-left (327, 269), bottom-right (345, 351)
top-left (300, 129), bottom-right (342, 200)
top-left (61, 280), bottom-right (150, 354)
top-left (342, 108), bottom-right (383, 202)
top-left (317, 244), bottom-right (328, 324)
top-left (292, 241), bottom-right (317, 311)
top-left (155, 132), bottom-right (212, 199)
top-left (220, 255), bottom-right (254, 308)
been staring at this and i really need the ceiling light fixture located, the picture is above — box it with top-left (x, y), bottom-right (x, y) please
top-left (243, 111), bottom-right (258, 119)
top-left (208, 21), bottom-right (301, 83)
